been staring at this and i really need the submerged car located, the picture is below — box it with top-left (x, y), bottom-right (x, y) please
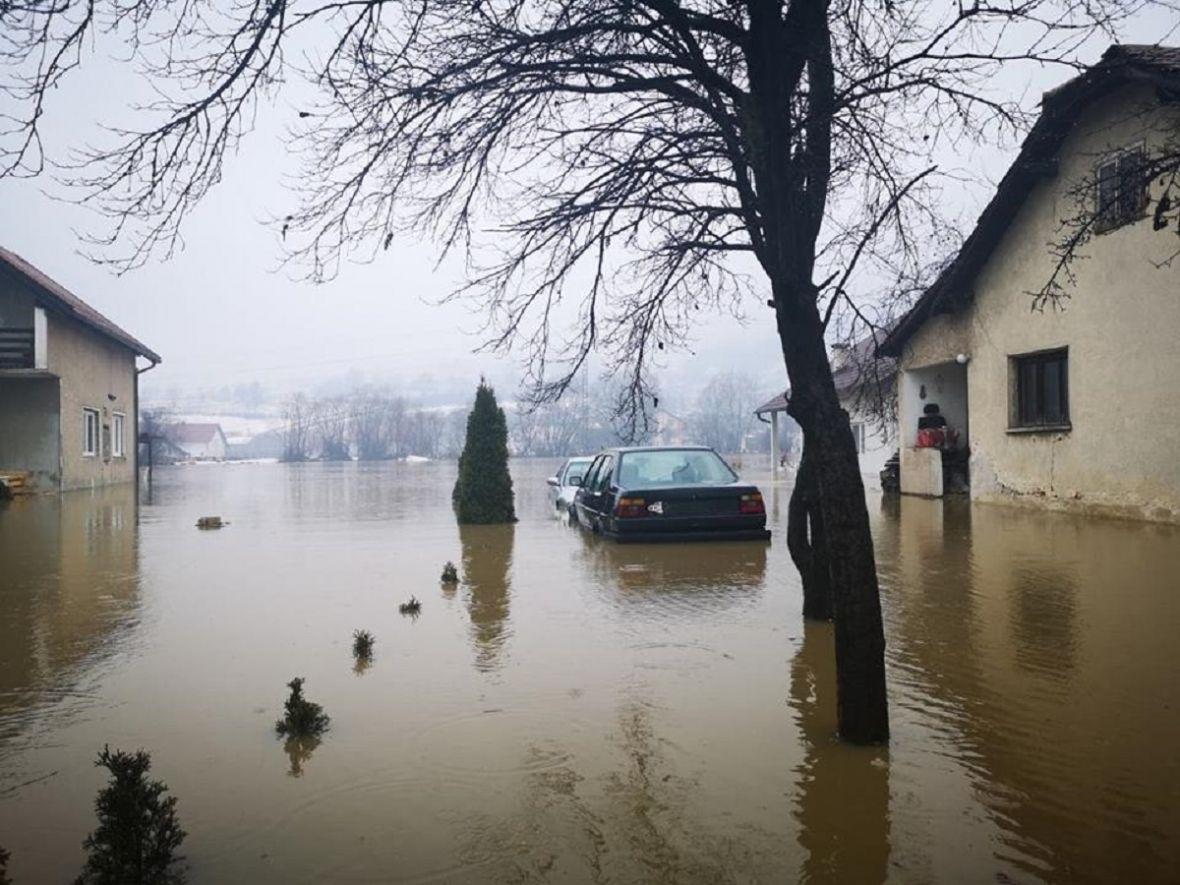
top-left (572, 446), bottom-right (770, 542)
top-left (547, 456), bottom-right (594, 515)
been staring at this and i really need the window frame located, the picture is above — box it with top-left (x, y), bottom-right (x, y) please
top-left (593, 455), bottom-right (615, 492)
top-left (1009, 348), bottom-right (1071, 432)
top-left (82, 408), bottom-right (100, 457)
top-left (1094, 144), bottom-right (1148, 233)
top-left (112, 412), bottom-right (126, 458)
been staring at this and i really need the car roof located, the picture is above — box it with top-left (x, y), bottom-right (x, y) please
top-left (597, 445), bottom-right (716, 455)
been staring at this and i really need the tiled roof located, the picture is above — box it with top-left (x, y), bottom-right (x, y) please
top-left (0, 246), bottom-right (161, 362)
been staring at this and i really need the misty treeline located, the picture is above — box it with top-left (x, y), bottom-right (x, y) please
top-left (279, 373), bottom-right (789, 461)
top-left (281, 392), bottom-right (466, 462)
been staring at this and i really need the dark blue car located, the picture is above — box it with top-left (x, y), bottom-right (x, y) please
top-left (572, 446), bottom-right (771, 543)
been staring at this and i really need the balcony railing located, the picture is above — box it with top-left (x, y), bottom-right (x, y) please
top-left (0, 327), bottom-right (35, 369)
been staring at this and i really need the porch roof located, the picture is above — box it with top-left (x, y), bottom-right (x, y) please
top-left (879, 44), bottom-right (1180, 359)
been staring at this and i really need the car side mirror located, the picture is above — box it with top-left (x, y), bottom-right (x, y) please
top-left (547, 476), bottom-right (560, 487)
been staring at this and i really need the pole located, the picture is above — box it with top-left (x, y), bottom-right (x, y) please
top-left (771, 410), bottom-right (781, 474)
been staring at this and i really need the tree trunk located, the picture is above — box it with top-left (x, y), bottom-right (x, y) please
top-left (778, 288), bottom-right (889, 745)
top-left (787, 440), bottom-right (833, 621)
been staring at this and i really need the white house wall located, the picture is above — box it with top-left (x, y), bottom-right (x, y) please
top-left (898, 84), bottom-right (1180, 522)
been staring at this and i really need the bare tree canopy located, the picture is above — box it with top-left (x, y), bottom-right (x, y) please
top-left (4, 0), bottom-right (1173, 743)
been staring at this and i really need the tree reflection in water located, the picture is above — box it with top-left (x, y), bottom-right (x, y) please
top-left (459, 524), bottom-right (515, 672)
top-left (282, 735), bottom-right (321, 778)
top-left (789, 621), bottom-right (890, 883)
top-left (457, 700), bottom-right (747, 883)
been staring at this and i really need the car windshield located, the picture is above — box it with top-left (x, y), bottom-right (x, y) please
top-left (617, 450), bottom-right (737, 487)
top-left (564, 459), bottom-right (593, 485)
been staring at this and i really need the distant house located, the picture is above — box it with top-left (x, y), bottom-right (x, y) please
top-left (165, 423), bottom-right (228, 460)
top-left (0, 246), bottom-right (160, 493)
top-left (755, 335), bottom-right (897, 486)
top-left (880, 45), bottom-right (1180, 522)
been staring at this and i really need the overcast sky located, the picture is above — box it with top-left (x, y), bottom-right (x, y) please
top-left (1, 11), bottom-right (1175, 409)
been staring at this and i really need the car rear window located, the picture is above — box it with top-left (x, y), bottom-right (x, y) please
top-left (617, 450), bottom-right (737, 486)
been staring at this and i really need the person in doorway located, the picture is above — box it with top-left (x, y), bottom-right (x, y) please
top-left (918, 403), bottom-right (947, 430)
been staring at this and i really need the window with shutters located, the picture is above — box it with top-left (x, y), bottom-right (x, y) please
top-left (1096, 147), bottom-right (1147, 231)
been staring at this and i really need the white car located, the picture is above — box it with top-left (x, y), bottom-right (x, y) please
top-left (547, 456), bottom-right (594, 515)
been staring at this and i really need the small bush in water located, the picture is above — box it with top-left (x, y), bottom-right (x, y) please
top-left (440, 561), bottom-right (459, 583)
top-left (275, 678), bottom-right (330, 739)
top-left (399, 596), bottom-right (422, 615)
top-left (77, 746), bottom-right (186, 885)
top-left (352, 630), bottom-right (375, 660)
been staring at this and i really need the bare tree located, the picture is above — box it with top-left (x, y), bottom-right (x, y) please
top-left (689, 372), bottom-right (759, 453)
top-left (353, 391), bottom-right (405, 461)
top-left (315, 397), bottom-right (352, 460)
top-left (282, 394), bottom-right (313, 463)
top-left (2, 0), bottom-right (1165, 742)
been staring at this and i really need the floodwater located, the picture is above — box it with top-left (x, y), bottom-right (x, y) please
top-left (1, 460), bottom-right (1178, 883)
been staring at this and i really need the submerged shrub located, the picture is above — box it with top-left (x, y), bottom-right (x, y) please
top-left (352, 630), bottom-right (375, 660)
top-left (440, 561), bottom-right (459, 583)
top-left (452, 381), bottom-right (516, 524)
top-left (399, 596), bottom-right (422, 615)
top-left (274, 678), bottom-right (330, 739)
top-left (77, 746), bottom-right (186, 885)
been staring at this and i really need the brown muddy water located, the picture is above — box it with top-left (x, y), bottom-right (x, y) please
top-left (1, 460), bottom-right (1178, 883)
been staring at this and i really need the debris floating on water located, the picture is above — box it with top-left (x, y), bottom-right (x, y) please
top-left (196, 516), bottom-right (227, 529)
top-left (399, 596), bottom-right (422, 616)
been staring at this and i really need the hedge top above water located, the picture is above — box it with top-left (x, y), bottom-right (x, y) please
top-left (453, 381), bottom-right (516, 525)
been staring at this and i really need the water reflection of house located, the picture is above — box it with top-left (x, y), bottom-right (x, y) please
top-left (0, 484), bottom-right (140, 736)
top-left (880, 46), bottom-right (1180, 522)
top-left (754, 335), bottom-right (897, 484)
top-left (0, 247), bottom-right (160, 492)
top-left (880, 497), bottom-right (1180, 881)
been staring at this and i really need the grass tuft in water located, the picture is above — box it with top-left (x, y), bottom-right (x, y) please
top-left (352, 629), bottom-right (375, 660)
top-left (77, 746), bottom-right (186, 885)
top-left (274, 678), bottom-right (330, 739)
top-left (440, 561), bottom-right (459, 583)
top-left (399, 596), bottom-right (422, 615)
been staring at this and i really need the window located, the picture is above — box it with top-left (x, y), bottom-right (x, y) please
top-left (112, 413), bottom-right (125, 458)
top-left (594, 456), bottom-right (615, 492)
top-left (563, 458), bottom-right (593, 486)
top-left (1096, 147), bottom-right (1147, 231)
top-left (1012, 349), bottom-right (1069, 429)
top-left (581, 456), bottom-right (604, 492)
top-left (617, 449), bottom-right (738, 487)
top-left (83, 408), bottom-right (99, 456)
top-left (851, 422), bottom-right (867, 454)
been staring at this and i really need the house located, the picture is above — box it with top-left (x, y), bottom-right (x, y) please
top-left (0, 246), bottom-right (160, 493)
top-left (754, 335), bottom-right (897, 486)
top-left (165, 422), bottom-right (228, 460)
top-left (880, 45), bottom-right (1180, 522)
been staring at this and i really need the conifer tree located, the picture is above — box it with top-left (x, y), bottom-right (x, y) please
top-left (78, 747), bottom-right (186, 884)
top-left (453, 381), bottom-right (516, 524)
